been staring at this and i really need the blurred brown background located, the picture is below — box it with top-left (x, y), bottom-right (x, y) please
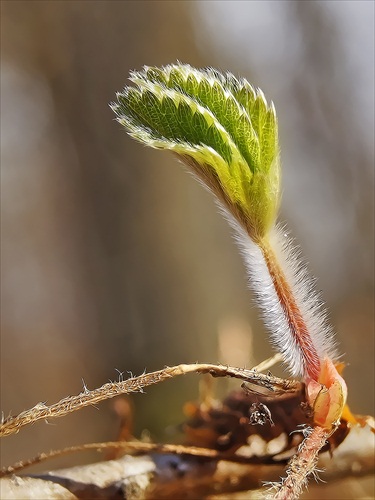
top-left (1, 1), bottom-right (374, 496)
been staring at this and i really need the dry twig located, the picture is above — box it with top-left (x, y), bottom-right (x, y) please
top-left (0, 361), bottom-right (297, 438)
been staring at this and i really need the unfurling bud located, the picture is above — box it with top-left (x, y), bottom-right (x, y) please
top-left (112, 63), bottom-right (280, 240)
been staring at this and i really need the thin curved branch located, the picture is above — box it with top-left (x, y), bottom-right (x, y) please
top-left (1, 358), bottom-right (296, 438)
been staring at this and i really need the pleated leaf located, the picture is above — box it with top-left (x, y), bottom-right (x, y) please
top-left (112, 63), bottom-right (281, 239)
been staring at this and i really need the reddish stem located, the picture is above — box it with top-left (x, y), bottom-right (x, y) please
top-left (259, 240), bottom-right (321, 381)
top-left (274, 426), bottom-right (329, 500)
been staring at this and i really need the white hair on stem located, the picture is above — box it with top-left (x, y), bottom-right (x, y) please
top-left (219, 205), bottom-right (337, 379)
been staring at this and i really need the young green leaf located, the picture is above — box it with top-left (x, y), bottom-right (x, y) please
top-left (112, 63), bottom-right (280, 240)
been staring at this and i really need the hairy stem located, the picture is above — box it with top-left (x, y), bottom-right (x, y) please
top-left (259, 238), bottom-right (321, 380)
top-left (273, 426), bottom-right (329, 500)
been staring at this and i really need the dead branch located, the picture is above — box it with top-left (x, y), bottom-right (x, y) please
top-left (0, 361), bottom-right (297, 438)
top-left (1, 441), bottom-right (258, 478)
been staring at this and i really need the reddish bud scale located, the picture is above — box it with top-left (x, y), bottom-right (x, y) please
top-left (307, 357), bottom-right (347, 430)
